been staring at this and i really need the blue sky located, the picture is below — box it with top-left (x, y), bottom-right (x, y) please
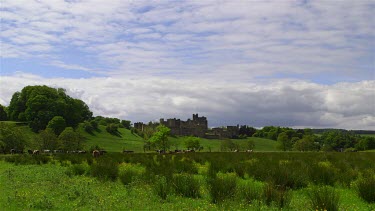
top-left (0, 0), bottom-right (374, 129)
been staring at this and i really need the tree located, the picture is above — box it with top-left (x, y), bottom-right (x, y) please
top-left (121, 120), bottom-right (131, 129)
top-left (37, 128), bottom-right (59, 150)
top-left (293, 135), bottom-right (318, 151)
top-left (0, 122), bottom-right (27, 151)
top-left (58, 127), bottom-right (85, 150)
top-left (47, 116), bottom-right (66, 135)
top-left (7, 85), bottom-right (92, 132)
top-left (245, 139), bottom-right (255, 150)
top-left (220, 139), bottom-right (239, 151)
top-left (149, 125), bottom-right (170, 151)
top-left (0, 104), bottom-right (8, 121)
top-left (277, 132), bottom-right (292, 151)
top-left (184, 136), bottom-right (201, 150)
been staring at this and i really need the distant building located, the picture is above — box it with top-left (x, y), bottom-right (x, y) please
top-left (135, 113), bottom-right (239, 139)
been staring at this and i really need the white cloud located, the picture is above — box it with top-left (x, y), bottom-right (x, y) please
top-left (0, 74), bottom-right (374, 130)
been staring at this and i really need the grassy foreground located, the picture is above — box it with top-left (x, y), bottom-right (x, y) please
top-left (0, 152), bottom-right (374, 210)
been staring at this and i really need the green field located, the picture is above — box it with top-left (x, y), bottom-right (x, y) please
top-left (79, 125), bottom-right (278, 153)
top-left (0, 152), bottom-right (374, 210)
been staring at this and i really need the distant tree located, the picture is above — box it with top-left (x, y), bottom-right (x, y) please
top-left (83, 121), bottom-right (94, 133)
top-left (90, 120), bottom-right (98, 130)
top-left (121, 120), bottom-right (131, 129)
top-left (245, 139), bottom-right (255, 150)
top-left (106, 123), bottom-right (119, 135)
top-left (184, 136), bottom-right (201, 150)
top-left (58, 127), bottom-right (85, 150)
top-left (220, 139), bottom-right (239, 151)
top-left (0, 122), bottom-right (27, 151)
top-left (277, 132), bottom-right (292, 151)
top-left (0, 104), bottom-right (8, 121)
top-left (149, 125), bottom-right (170, 151)
top-left (238, 125), bottom-right (257, 137)
top-left (293, 135), bottom-right (318, 151)
top-left (37, 128), bottom-right (59, 150)
top-left (47, 116), bottom-right (66, 135)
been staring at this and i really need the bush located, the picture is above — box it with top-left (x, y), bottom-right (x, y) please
top-left (236, 179), bottom-right (263, 204)
top-left (153, 175), bottom-right (170, 200)
top-left (356, 175), bottom-right (375, 203)
top-left (309, 161), bottom-right (338, 186)
top-left (90, 158), bottom-right (119, 181)
top-left (119, 164), bottom-right (144, 186)
top-left (307, 185), bottom-right (340, 211)
top-left (207, 172), bottom-right (237, 204)
top-left (66, 162), bottom-right (90, 177)
top-left (262, 183), bottom-right (292, 208)
top-left (172, 174), bottom-right (201, 198)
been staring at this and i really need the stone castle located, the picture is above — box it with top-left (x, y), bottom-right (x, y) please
top-left (134, 114), bottom-right (239, 139)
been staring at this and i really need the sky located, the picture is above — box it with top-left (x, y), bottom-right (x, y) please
top-left (0, 0), bottom-right (374, 130)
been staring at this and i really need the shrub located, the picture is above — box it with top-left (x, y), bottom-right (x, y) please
top-left (90, 158), bottom-right (119, 181)
top-left (207, 172), bottom-right (237, 204)
top-left (153, 175), bottom-right (170, 200)
top-left (309, 161), bottom-right (338, 186)
top-left (236, 179), bottom-right (263, 204)
top-left (356, 175), bottom-right (375, 203)
top-left (174, 157), bottom-right (198, 174)
top-left (262, 183), bottom-right (292, 208)
top-left (119, 164), bottom-right (143, 186)
top-left (307, 185), bottom-right (340, 211)
top-left (172, 174), bottom-right (201, 198)
top-left (65, 162), bottom-right (90, 177)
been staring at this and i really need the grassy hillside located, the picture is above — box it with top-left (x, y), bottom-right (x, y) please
top-left (1, 121), bottom-right (279, 152)
top-left (80, 125), bottom-right (278, 152)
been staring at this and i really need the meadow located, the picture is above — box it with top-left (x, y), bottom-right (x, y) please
top-left (1, 152), bottom-right (374, 210)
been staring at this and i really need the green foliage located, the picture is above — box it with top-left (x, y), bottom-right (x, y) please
top-left (308, 185), bottom-right (340, 211)
top-left (90, 158), bottom-right (119, 181)
top-left (47, 116), bottom-right (66, 135)
top-left (236, 179), bottom-right (263, 204)
top-left (207, 172), bottom-right (237, 203)
top-left (244, 139), bottom-right (255, 150)
top-left (0, 122), bottom-right (27, 151)
top-left (293, 135), bottom-right (319, 151)
top-left (238, 125), bottom-right (257, 137)
top-left (36, 128), bottom-right (59, 150)
top-left (0, 104), bottom-right (8, 121)
top-left (356, 173), bottom-right (375, 203)
top-left (121, 120), bottom-right (131, 129)
top-left (66, 163), bottom-right (90, 177)
top-left (58, 127), bottom-right (85, 150)
top-left (220, 139), bottom-right (239, 151)
top-left (153, 175), bottom-right (170, 200)
top-left (309, 161), bottom-right (338, 186)
top-left (262, 183), bottom-right (292, 208)
top-left (7, 86), bottom-right (92, 132)
top-left (277, 132), bottom-right (292, 151)
top-left (320, 130), bottom-right (361, 151)
top-left (149, 125), bottom-right (170, 151)
top-left (184, 136), bottom-right (201, 150)
top-left (106, 123), bottom-right (120, 136)
top-left (172, 174), bottom-right (201, 198)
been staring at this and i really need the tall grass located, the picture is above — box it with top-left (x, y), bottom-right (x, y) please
top-left (172, 174), bottom-right (201, 198)
top-left (356, 174), bottom-right (375, 203)
top-left (307, 185), bottom-right (340, 211)
top-left (207, 172), bottom-right (237, 204)
top-left (153, 175), bottom-right (170, 200)
top-left (262, 182), bottom-right (292, 208)
top-left (236, 179), bottom-right (263, 204)
top-left (90, 158), bottom-right (119, 181)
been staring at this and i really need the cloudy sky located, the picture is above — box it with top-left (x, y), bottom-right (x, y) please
top-left (0, 0), bottom-right (374, 129)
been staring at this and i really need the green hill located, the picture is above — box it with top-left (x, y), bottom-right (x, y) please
top-left (1, 121), bottom-right (279, 152)
top-left (79, 125), bottom-right (279, 152)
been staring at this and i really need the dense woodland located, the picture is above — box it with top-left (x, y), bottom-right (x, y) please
top-left (0, 85), bottom-right (374, 153)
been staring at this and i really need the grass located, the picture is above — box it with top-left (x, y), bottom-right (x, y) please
top-left (1, 120), bottom-right (279, 152)
top-left (1, 152), bottom-right (375, 210)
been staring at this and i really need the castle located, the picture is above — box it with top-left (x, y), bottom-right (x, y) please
top-left (134, 114), bottom-right (239, 139)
